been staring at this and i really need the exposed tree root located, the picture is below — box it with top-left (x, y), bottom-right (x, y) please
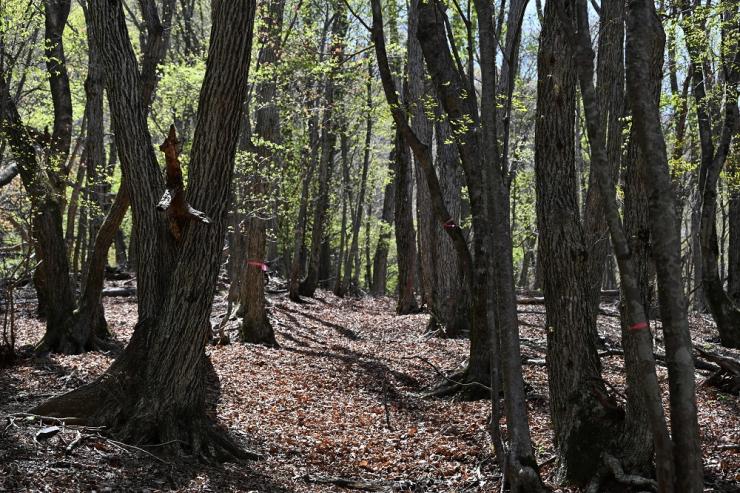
top-left (507, 455), bottom-right (548, 493)
top-left (31, 331), bottom-right (260, 464)
top-left (585, 452), bottom-right (658, 493)
top-left (420, 364), bottom-right (491, 401)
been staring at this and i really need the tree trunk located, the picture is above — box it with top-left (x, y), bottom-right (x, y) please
top-left (288, 110), bottom-right (320, 301)
top-left (0, 1), bottom-right (77, 353)
top-left (626, 1), bottom-right (704, 490)
top-left (69, 0), bottom-right (176, 345)
top-left (392, 128), bottom-right (418, 314)
top-left (239, 0), bottom-right (285, 346)
top-left (536, 0), bottom-right (618, 483)
top-left (334, 131), bottom-right (351, 296)
top-left (573, 1), bottom-right (673, 484)
top-left (729, 183), bottom-right (740, 303)
top-left (35, 0), bottom-right (257, 460)
top-left (300, 7), bottom-right (347, 297)
top-left (408, 0), bottom-right (466, 333)
top-left (371, 178), bottom-right (394, 296)
top-left (684, 0), bottom-right (740, 348)
top-left (344, 57), bottom-right (373, 297)
top-left (582, 0), bottom-right (625, 322)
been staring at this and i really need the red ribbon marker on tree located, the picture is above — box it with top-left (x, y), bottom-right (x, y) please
top-left (443, 218), bottom-right (456, 230)
top-left (247, 260), bottom-right (268, 272)
top-left (629, 321), bottom-right (649, 331)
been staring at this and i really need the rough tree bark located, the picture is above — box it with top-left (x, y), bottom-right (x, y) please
top-left (582, 0), bottom-right (624, 322)
top-left (69, 0), bottom-right (176, 349)
top-left (535, 0), bottom-right (620, 484)
top-left (625, 0), bottom-right (704, 490)
top-left (386, 0), bottom-right (418, 315)
top-left (34, 0), bottom-right (258, 459)
top-left (408, 0), bottom-right (467, 335)
top-left (572, 1), bottom-right (674, 486)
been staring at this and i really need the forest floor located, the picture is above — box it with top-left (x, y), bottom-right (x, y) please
top-left (0, 281), bottom-right (739, 492)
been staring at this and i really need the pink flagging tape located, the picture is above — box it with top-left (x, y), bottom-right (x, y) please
top-left (443, 219), bottom-right (456, 229)
top-left (247, 260), bottom-right (268, 272)
top-left (629, 321), bottom-right (649, 331)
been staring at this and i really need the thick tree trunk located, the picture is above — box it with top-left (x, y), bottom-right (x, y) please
top-left (626, 2), bottom-right (704, 490)
top-left (71, 0), bottom-right (176, 339)
top-left (573, 1), bottom-right (673, 485)
top-left (35, 0), bottom-right (257, 460)
top-left (623, 133), bottom-right (665, 478)
top-left (408, 0), bottom-right (466, 334)
top-left (535, 1), bottom-right (618, 483)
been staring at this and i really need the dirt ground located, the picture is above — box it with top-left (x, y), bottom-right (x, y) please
top-left (1, 284), bottom-right (738, 492)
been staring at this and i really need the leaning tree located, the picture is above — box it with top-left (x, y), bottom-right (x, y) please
top-left (33, 0), bottom-right (258, 459)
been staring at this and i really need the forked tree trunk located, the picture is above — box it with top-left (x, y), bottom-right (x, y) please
top-left (35, 0), bottom-right (257, 459)
top-left (68, 0), bottom-right (176, 348)
top-left (626, 1), bottom-right (704, 490)
top-left (573, 1), bottom-right (673, 484)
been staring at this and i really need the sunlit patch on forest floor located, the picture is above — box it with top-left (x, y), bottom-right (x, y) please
top-left (1, 284), bottom-right (738, 492)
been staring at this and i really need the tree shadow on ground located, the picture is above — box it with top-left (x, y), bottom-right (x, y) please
top-left (273, 303), bottom-right (360, 340)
